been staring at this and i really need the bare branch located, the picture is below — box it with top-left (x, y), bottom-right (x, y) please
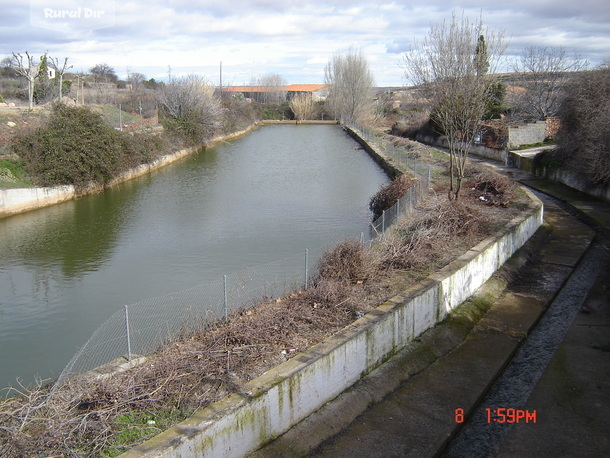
top-left (48, 56), bottom-right (73, 100)
top-left (11, 51), bottom-right (44, 109)
top-left (324, 47), bottom-right (375, 123)
top-left (512, 46), bottom-right (588, 119)
top-left (402, 12), bottom-right (506, 199)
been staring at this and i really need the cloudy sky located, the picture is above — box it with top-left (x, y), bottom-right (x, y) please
top-left (2, 0), bottom-right (609, 86)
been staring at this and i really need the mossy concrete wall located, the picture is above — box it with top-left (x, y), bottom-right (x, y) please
top-left (415, 134), bottom-right (508, 164)
top-left (121, 190), bottom-right (543, 458)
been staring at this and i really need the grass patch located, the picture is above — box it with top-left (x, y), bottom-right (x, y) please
top-left (103, 410), bottom-right (189, 457)
top-left (0, 158), bottom-right (33, 188)
top-left (93, 104), bottom-right (144, 129)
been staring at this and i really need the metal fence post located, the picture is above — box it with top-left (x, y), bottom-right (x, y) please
top-left (382, 210), bottom-right (386, 234)
top-left (304, 249), bottom-right (309, 290)
top-left (124, 305), bottom-right (132, 361)
top-left (223, 274), bottom-right (228, 321)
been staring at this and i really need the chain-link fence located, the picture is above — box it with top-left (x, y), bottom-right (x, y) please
top-left (342, 117), bottom-right (432, 237)
top-left (52, 121), bottom-right (434, 391)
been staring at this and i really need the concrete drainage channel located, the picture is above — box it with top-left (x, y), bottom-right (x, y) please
top-left (120, 190), bottom-right (543, 457)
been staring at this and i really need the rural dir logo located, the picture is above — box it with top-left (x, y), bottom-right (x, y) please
top-left (30, 0), bottom-right (115, 32)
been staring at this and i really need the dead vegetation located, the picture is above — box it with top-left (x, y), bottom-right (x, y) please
top-left (0, 149), bottom-right (526, 457)
top-left (369, 174), bottom-right (417, 219)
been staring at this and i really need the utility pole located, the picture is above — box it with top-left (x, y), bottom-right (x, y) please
top-left (219, 61), bottom-right (223, 99)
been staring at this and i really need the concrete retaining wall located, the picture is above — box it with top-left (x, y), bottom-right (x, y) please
top-left (0, 185), bottom-right (77, 217)
top-left (121, 190), bottom-right (543, 457)
top-left (415, 134), bottom-right (508, 164)
top-left (541, 168), bottom-right (610, 203)
top-left (509, 149), bottom-right (610, 203)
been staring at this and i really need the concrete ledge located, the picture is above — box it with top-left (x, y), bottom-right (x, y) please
top-left (416, 134), bottom-right (508, 164)
top-left (0, 185), bottom-right (76, 217)
top-left (121, 190), bottom-right (543, 457)
top-left (509, 147), bottom-right (610, 203)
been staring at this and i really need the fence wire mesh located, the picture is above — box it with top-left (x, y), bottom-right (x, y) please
top-left (52, 120), bottom-right (434, 391)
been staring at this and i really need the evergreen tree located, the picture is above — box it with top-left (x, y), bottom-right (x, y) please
top-left (34, 53), bottom-right (53, 103)
top-left (475, 35), bottom-right (489, 76)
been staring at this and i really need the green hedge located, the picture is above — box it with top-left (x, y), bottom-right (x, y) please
top-left (12, 103), bottom-right (162, 188)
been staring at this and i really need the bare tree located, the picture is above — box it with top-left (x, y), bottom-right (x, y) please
top-left (1, 56), bottom-right (17, 78)
top-left (89, 63), bottom-right (117, 83)
top-left (324, 47), bottom-right (375, 123)
top-left (127, 71), bottom-right (146, 92)
top-left (251, 73), bottom-right (287, 103)
top-left (289, 93), bottom-right (317, 121)
top-left (49, 56), bottom-right (73, 100)
top-left (157, 74), bottom-right (222, 142)
top-left (512, 46), bottom-right (588, 120)
top-left (402, 12), bottom-right (506, 200)
top-left (11, 51), bottom-right (46, 109)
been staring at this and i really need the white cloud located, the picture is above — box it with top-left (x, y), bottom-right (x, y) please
top-left (2, 0), bottom-right (609, 86)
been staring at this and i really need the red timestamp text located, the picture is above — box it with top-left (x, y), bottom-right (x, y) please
top-left (453, 408), bottom-right (537, 423)
top-left (486, 408), bottom-right (537, 423)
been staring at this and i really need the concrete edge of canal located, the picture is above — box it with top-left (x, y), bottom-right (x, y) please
top-left (256, 170), bottom-right (608, 457)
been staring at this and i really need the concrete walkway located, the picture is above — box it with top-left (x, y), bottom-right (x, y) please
top-left (251, 174), bottom-right (609, 457)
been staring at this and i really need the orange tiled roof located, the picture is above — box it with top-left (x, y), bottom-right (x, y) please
top-left (285, 84), bottom-right (327, 92)
top-left (222, 84), bottom-right (326, 93)
top-left (223, 86), bottom-right (265, 92)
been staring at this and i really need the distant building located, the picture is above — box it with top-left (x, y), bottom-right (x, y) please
top-left (221, 84), bottom-right (327, 102)
top-left (284, 84), bottom-right (328, 101)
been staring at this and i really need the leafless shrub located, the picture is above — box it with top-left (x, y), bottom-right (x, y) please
top-left (382, 196), bottom-right (483, 270)
top-left (317, 239), bottom-right (375, 284)
top-left (465, 163), bottom-right (516, 206)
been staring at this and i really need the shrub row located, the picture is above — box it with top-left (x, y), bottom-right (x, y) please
top-left (11, 103), bottom-right (166, 188)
